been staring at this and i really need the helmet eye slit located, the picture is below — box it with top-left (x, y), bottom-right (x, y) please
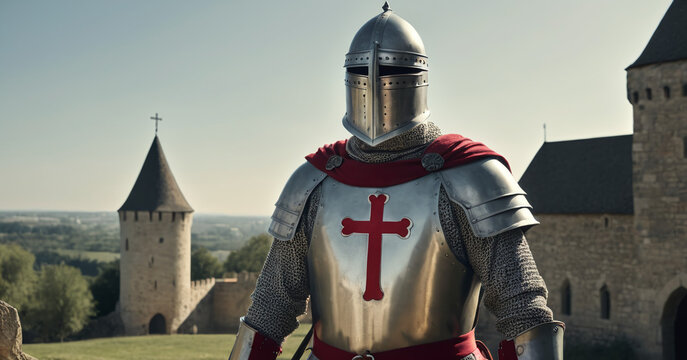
top-left (379, 65), bottom-right (422, 76)
top-left (347, 67), bottom-right (369, 76)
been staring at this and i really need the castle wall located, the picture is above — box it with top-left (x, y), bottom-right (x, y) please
top-left (119, 210), bottom-right (193, 335)
top-left (211, 273), bottom-right (257, 333)
top-left (477, 214), bottom-right (638, 353)
top-left (628, 60), bottom-right (687, 358)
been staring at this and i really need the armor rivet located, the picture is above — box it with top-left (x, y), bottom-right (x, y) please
top-left (516, 345), bottom-right (525, 356)
top-left (326, 155), bottom-right (344, 170)
top-left (472, 219), bottom-right (477, 224)
top-left (422, 153), bottom-right (444, 172)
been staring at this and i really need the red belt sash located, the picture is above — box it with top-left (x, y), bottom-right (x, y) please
top-left (312, 329), bottom-right (490, 360)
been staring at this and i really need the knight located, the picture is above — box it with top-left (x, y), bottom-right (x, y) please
top-left (228, 3), bottom-right (564, 359)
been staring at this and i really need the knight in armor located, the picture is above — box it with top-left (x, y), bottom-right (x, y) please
top-left (229, 3), bottom-right (564, 360)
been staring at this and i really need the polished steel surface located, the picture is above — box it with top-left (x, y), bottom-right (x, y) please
top-left (308, 175), bottom-right (482, 353)
top-left (228, 318), bottom-right (258, 360)
top-left (513, 321), bottom-right (565, 360)
top-left (342, 7), bottom-right (430, 146)
top-left (269, 162), bottom-right (327, 241)
top-left (439, 159), bottom-right (539, 237)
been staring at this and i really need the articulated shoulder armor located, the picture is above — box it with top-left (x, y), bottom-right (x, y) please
top-left (498, 321), bottom-right (565, 360)
top-left (439, 158), bottom-right (539, 238)
top-left (268, 162), bottom-right (327, 241)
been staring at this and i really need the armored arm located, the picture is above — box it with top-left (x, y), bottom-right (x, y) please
top-left (228, 163), bottom-right (327, 360)
top-left (497, 322), bottom-right (565, 360)
top-left (440, 159), bottom-right (564, 358)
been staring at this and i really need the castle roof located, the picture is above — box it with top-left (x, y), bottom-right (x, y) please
top-left (628, 0), bottom-right (687, 69)
top-left (519, 135), bottom-right (633, 214)
top-left (119, 136), bottom-right (193, 213)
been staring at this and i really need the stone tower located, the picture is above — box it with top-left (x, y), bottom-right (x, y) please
top-left (118, 136), bottom-right (194, 335)
top-left (626, 0), bottom-right (687, 358)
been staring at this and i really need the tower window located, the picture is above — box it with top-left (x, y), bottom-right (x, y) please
top-left (633, 91), bottom-right (639, 103)
top-left (181, 212), bottom-right (185, 221)
top-left (683, 84), bottom-right (687, 96)
top-left (683, 137), bottom-right (687, 158)
top-left (149, 211), bottom-right (153, 221)
top-left (134, 211), bottom-right (138, 222)
top-left (646, 88), bottom-right (652, 100)
top-left (122, 212), bottom-right (127, 221)
top-left (159, 237), bottom-right (164, 244)
top-left (154, 280), bottom-right (157, 290)
top-left (664, 86), bottom-right (671, 99)
top-left (600, 284), bottom-right (611, 319)
top-left (604, 217), bottom-right (609, 228)
top-left (125, 238), bottom-right (129, 251)
top-left (158, 212), bottom-right (162, 221)
top-left (562, 280), bottom-right (572, 316)
top-left (172, 212), bottom-right (176, 222)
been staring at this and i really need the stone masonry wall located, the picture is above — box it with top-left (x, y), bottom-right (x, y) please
top-left (628, 60), bottom-right (687, 358)
top-left (524, 215), bottom-right (638, 348)
top-left (119, 210), bottom-right (193, 335)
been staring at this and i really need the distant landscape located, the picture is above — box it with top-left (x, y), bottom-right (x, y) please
top-left (0, 211), bottom-right (270, 264)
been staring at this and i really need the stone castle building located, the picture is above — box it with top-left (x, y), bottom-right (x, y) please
top-left (118, 136), bottom-right (257, 335)
top-left (477, 1), bottom-right (687, 358)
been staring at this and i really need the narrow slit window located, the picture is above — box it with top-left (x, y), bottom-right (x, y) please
top-left (646, 88), bottom-right (652, 100)
top-left (134, 211), bottom-right (138, 222)
top-left (633, 92), bottom-right (639, 103)
top-left (682, 84), bottom-right (687, 96)
top-left (600, 285), bottom-right (611, 319)
top-left (683, 136), bottom-right (687, 158)
top-left (562, 280), bottom-right (572, 316)
top-left (125, 238), bottom-right (129, 251)
top-left (664, 86), bottom-right (671, 99)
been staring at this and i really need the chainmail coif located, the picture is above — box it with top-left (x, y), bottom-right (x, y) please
top-left (245, 122), bottom-right (553, 342)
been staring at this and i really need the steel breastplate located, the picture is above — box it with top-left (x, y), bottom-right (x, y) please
top-left (308, 174), bottom-right (482, 354)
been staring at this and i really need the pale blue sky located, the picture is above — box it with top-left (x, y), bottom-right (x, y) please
top-left (0, 0), bottom-right (673, 215)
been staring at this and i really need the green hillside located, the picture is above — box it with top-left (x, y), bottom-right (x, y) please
top-left (24, 325), bottom-right (310, 360)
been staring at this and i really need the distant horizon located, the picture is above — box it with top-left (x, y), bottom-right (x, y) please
top-left (0, 209), bottom-right (271, 217)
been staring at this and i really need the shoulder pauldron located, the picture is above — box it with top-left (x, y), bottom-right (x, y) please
top-left (268, 162), bottom-right (327, 241)
top-left (439, 158), bottom-right (539, 238)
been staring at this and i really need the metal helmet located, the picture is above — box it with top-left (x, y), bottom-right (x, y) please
top-left (343, 2), bottom-right (430, 146)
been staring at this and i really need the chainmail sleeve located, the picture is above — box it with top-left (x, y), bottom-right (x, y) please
top-left (439, 188), bottom-right (553, 338)
top-left (244, 186), bottom-right (321, 343)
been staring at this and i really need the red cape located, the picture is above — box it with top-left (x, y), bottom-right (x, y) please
top-left (305, 134), bottom-right (510, 187)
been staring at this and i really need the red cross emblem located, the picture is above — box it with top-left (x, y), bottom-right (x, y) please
top-left (341, 193), bottom-right (412, 301)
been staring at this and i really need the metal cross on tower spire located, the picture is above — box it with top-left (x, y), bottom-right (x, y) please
top-left (150, 113), bottom-right (163, 135)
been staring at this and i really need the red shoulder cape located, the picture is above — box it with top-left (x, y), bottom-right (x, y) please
top-left (305, 134), bottom-right (509, 187)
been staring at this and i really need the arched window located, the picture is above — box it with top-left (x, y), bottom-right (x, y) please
top-left (600, 284), bottom-right (611, 319)
top-left (562, 280), bottom-right (572, 316)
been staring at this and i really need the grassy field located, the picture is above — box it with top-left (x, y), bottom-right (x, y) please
top-left (24, 325), bottom-right (311, 360)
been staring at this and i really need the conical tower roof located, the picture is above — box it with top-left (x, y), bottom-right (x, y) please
top-left (119, 136), bottom-right (193, 212)
top-left (628, 0), bottom-right (687, 69)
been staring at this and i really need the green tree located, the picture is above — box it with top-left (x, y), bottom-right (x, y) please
top-left (90, 260), bottom-right (119, 317)
top-left (191, 247), bottom-right (222, 280)
top-left (223, 233), bottom-right (272, 273)
top-left (0, 243), bottom-right (37, 312)
top-left (27, 264), bottom-right (94, 342)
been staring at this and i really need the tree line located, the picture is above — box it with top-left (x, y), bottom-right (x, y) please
top-left (0, 234), bottom-right (272, 342)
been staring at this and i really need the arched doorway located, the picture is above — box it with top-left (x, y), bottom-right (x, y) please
top-left (662, 287), bottom-right (687, 360)
top-left (149, 313), bottom-right (166, 334)
top-left (675, 295), bottom-right (687, 358)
